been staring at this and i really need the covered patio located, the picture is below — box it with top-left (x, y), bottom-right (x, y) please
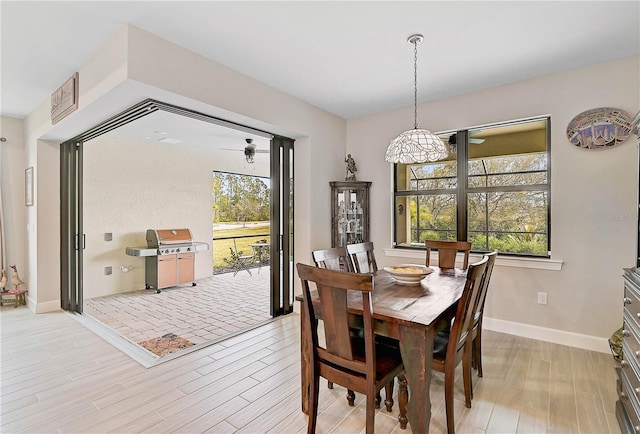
top-left (82, 268), bottom-right (272, 365)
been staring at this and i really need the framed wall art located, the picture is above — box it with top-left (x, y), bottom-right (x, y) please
top-left (566, 107), bottom-right (633, 150)
top-left (25, 167), bottom-right (34, 206)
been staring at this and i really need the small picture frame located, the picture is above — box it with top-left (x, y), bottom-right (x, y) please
top-left (25, 167), bottom-right (34, 206)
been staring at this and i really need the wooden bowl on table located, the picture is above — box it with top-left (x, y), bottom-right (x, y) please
top-left (383, 264), bottom-right (432, 285)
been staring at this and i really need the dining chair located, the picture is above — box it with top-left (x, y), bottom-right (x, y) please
top-left (312, 246), bottom-right (352, 391)
top-left (312, 246), bottom-right (353, 272)
top-left (346, 241), bottom-right (378, 273)
top-left (296, 263), bottom-right (408, 434)
top-left (431, 255), bottom-right (488, 434)
top-left (425, 240), bottom-right (472, 270)
top-left (470, 251), bottom-right (498, 380)
top-left (313, 245), bottom-right (398, 407)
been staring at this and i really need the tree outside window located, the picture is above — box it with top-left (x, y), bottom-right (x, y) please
top-left (393, 117), bottom-right (550, 257)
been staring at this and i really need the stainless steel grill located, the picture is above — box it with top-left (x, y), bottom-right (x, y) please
top-left (125, 228), bottom-right (208, 292)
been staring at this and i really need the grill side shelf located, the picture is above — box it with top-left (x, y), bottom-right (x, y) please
top-left (125, 247), bottom-right (158, 257)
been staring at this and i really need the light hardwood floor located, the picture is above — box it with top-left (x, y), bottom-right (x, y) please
top-left (0, 306), bottom-right (621, 433)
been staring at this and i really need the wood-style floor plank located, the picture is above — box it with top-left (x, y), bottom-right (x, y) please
top-left (0, 306), bottom-right (622, 434)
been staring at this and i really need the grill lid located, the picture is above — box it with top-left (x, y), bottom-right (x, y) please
top-left (146, 228), bottom-right (193, 247)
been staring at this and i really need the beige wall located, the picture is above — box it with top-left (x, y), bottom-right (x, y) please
top-left (0, 116), bottom-right (26, 276)
top-left (346, 55), bottom-right (640, 347)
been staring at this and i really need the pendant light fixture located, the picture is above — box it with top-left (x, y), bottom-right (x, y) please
top-left (385, 34), bottom-right (448, 164)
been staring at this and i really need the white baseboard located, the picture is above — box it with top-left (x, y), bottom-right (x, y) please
top-left (483, 317), bottom-right (611, 354)
top-left (34, 299), bottom-right (62, 313)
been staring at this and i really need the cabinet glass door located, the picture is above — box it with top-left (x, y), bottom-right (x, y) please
top-left (331, 181), bottom-right (371, 248)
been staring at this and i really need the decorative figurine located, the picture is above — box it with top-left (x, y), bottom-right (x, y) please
top-left (0, 269), bottom-right (6, 292)
top-left (345, 154), bottom-right (357, 181)
top-left (9, 265), bottom-right (26, 290)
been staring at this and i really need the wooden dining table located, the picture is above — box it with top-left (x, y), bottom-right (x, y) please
top-left (297, 266), bottom-right (468, 434)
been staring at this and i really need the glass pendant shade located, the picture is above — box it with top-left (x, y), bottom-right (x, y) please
top-left (385, 33), bottom-right (448, 164)
top-left (385, 128), bottom-right (448, 163)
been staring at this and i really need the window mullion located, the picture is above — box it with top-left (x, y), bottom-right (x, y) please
top-left (456, 130), bottom-right (468, 242)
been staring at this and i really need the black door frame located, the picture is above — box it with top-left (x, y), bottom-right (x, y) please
top-left (60, 99), bottom-right (294, 316)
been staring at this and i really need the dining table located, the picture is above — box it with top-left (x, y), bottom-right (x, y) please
top-left (297, 265), bottom-right (468, 434)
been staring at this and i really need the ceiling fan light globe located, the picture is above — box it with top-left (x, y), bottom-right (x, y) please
top-left (385, 128), bottom-right (448, 163)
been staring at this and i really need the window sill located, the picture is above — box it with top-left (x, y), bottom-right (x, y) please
top-left (383, 248), bottom-right (563, 271)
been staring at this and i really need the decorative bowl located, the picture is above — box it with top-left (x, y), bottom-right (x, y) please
top-left (383, 264), bottom-right (432, 285)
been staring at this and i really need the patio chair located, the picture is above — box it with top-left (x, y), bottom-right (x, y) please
top-left (231, 239), bottom-right (254, 277)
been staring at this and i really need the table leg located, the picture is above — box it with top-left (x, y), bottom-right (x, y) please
top-left (299, 304), bottom-right (310, 414)
top-left (399, 324), bottom-right (434, 434)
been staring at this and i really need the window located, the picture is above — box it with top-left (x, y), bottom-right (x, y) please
top-left (393, 117), bottom-right (550, 256)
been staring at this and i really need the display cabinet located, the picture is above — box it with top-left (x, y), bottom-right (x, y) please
top-left (617, 268), bottom-right (640, 433)
top-left (633, 111), bottom-right (640, 268)
top-left (330, 181), bottom-right (371, 248)
top-left (618, 113), bottom-right (640, 433)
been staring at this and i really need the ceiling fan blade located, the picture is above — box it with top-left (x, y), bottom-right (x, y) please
top-left (438, 135), bottom-right (485, 145)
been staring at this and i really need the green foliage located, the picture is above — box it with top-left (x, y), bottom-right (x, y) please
top-left (212, 172), bottom-right (270, 223)
top-left (404, 152), bottom-right (548, 255)
top-left (469, 231), bottom-right (547, 255)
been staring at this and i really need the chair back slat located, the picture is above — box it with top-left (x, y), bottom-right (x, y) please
top-left (448, 256), bottom-right (487, 357)
top-left (312, 246), bottom-right (352, 272)
top-left (425, 240), bottom-right (472, 270)
top-left (346, 242), bottom-right (378, 273)
top-left (473, 251), bottom-right (498, 324)
top-left (297, 264), bottom-right (373, 363)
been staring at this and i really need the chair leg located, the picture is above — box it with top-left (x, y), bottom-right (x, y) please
top-left (444, 368), bottom-right (456, 434)
top-left (307, 372), bottom-right (320, 434)
top-left (365, 388), bottom-right (376, 434)
top-left (476, 329), bottom-right (484, 377)
top-left (398, 374), bottom-right (408, 429)
top-left (384, 378), bottom-right (394, 411)
top-left (327, 381), bottom-right (333, 389)
top-left (463, 344), bottom-right (473, 406)
top-left (375, 390), bottom-right (381, 409)
top-left (347, 389), bottom-right (355, 406)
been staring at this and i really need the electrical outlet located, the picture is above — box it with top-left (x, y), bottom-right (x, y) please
top-left (537, 291), bottom-right (548, 305)
top-left (104, 266), bottom-right (112, 276)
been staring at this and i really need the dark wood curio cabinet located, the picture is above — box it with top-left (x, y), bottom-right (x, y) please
top-left (330, 181), bottom-right (371, 248)
top-left (616, 112), bottom-right (640, 434)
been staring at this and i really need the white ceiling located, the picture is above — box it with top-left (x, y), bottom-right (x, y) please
top-left (2, 1), bottom-right (639, 121)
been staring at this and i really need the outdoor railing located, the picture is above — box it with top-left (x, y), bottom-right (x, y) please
top-left (212, 234), bottom-right (270, 274)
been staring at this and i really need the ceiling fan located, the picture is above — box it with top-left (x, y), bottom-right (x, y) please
top-left (441, 133), bottom-right (485, 154)
top-left (221, 138), bottom-right (269, 164)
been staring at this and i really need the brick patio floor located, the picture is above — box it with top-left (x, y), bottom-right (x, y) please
top-left (83, 267), bottom-right (272, 354)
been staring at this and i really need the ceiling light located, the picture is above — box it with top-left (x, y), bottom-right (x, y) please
top-left (385, 34), bottom-right (448, 164)
top-left (158, 137), bottom-right (182, 144)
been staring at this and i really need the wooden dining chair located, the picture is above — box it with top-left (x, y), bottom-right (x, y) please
top-left (470, 251), bottom-right (498, 380)
top-left (312, 246), bottom-right (353, 272)
top-left (296, 263), bottom-right (408, 434)
top-left (312, 246), bottom-right (352, 391)
top-left (313, 245), bottom-right (398, 406)
top-left (425, 240), bottom-right (472, 270)
top-left (346, 242), bottom-right (378, 273)
top-left (431, 256), bottom-right (488, 434)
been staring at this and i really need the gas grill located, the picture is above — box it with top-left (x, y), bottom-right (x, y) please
top-left (125, 228), bottom-right (208, 293)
